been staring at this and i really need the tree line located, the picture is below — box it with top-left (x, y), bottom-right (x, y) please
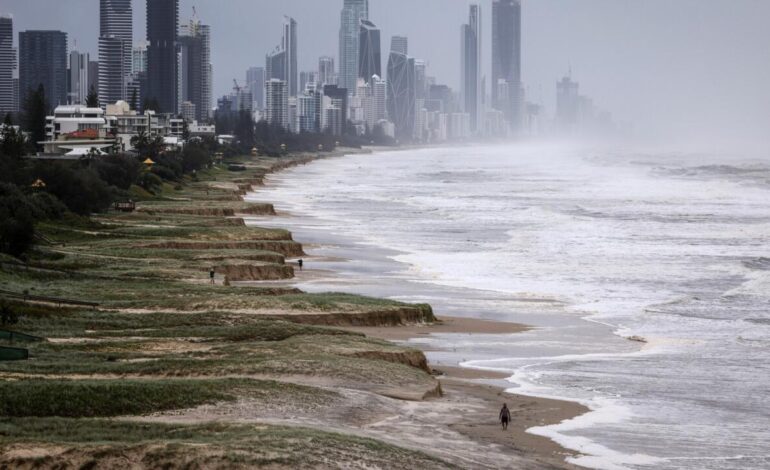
top-left (0, 110), bottom-right (219, 258)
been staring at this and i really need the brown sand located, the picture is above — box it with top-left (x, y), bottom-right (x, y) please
top-left (344, 315), bottom-right (529, 341)
top-left (345, 316), bottom-right (588, 469)
top-left (440, 379), bottom-right (587, 469)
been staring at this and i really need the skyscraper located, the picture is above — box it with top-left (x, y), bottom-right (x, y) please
top-left (386, 47), bottom-right (415, 142)
top-left (246, 66), bottom-right (265, 110)
top-left (339, 0), bottom-right (368, 93)
top-left (461, 4), bottom-right (482, 132)
top-left (492, 0), bottom-right (522, 131)
top-left (413, 59), bottom-right (426, 100)
top-left (68, 50), bottom-right (90, 105)
top-left (297, 84), bottom-right (321, 133)
top-left (99, 36), bottom-right (127, 106)
top-left (299, 71), bottom-right (318, 93)
top-left (88, 60), bottom-right (99, 98)
top-left (358, 20), bottom-right (381, 84)
top-left (266, 48), bottom-right (285, 84)
top-left (323, 84), bottom-right (348, 135)
top-left (178, 17), bottom-right (212, 122)
top-left (266, 16), bottom-right (297, 97)
top-left (318, 56), bottom-right (335, 86)
top-left (390, 36), bottom-right (408, 55)
top-left (0, 15), bottom-right (15, 114)
top-left (284, 17), bottom-right (297, 97)
top-left (99, 0), bottom-right (132, 107)
top-left (133, 42), bottom-right (148, 73)
top-left (265, 79), bottom-right (288, 129)
top-left (146, 0), bottom-right (179, 113)
top-left (556, 74), bottom-right (580, 129)
top-left (18, 30), bottom-right (68, 110)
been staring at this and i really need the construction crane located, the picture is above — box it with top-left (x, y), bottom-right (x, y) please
top-left (233, 79), bottom-right (241, 92)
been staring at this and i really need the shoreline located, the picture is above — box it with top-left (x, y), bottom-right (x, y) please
top-left (0, 146), bottom-right (589, 468)
top-left (343, 316), bottom-right (589, 468)
top-left (253, 149), bottom-right (590, 468)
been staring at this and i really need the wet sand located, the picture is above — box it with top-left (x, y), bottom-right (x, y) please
top-left (440, 378), bottom-right (588, 469)
top-left (344, 315), bottom-right (529, 341)
top-left (345, 317), bottom-right (588, 468)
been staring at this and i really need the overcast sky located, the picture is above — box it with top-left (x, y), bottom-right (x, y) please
top-left (4, 0), bottom-right (770, 145)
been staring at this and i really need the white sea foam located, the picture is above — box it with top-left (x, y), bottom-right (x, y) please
top-left (250, 144), bottom-right (770, 469)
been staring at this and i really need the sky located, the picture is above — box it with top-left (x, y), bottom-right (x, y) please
top-left (3, 0), bottom-right (770, 145)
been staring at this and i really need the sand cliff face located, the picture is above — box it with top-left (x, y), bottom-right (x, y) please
top-left (348, 350), bottom-right (432, 374)
top-left (266, 305), bottom-right (436, 327)
top-left (142, 241), bottom-right (304, 257)
top-left (138, 204), bottom-right (276, 217)
top-left (213, 264), bottom-right (294, 281)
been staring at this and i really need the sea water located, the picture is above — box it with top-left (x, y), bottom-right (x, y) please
top-left (245, 144), bottom-right (770, 470)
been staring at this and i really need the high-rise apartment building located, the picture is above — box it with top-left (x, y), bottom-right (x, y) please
top-left (299, 71), bottom-right (318, 93)
top-left (11, 78), bottom-right (18, 113)
top-left (178, 17), bottom-right (212, 122)
top-left (265, 79), bottom-right (288, 130)
top-left (556, 74), bottom-right (580, 129)
top-left (0, 15), bottom-right (15, 114)
top-left (358, 20), bottom-right (381, 85)
top-left (414, 59), bottom-right (426, 100)
top-left (492, 0), bottom-right (522, 131)
top-left (266, 16), bottom-right (297, 97)
top-left (318, 56), bottom-right (335, 86)
top-left (18, 30), bottom-right (68, 110)
top-left (390, 36), bottom-right (408, 55)
top-left (246, 66), bottom-right (265, 110)
top-left (133, 42), bottom-right (148, 73)
top-left (461, 4), bottom-right (482, 132)
top-left (386, 47), bottom-right (415, 142)
top-left (146, 0), bottom-right (179, 113)
top-left (98, 36), bottom-right (127, 106)
top-left (297, 84), bottom-right (321, 133)
top-left (372, 74), bottom-right (386, 125)
top-left (339, 0), bottom-right (368, 93)
top-left (68, 50), bottom-right (90, 105)
top-left (323, 84), bottom-right (348, 135)
top-left (99, 0), bottom-right (132, 107)
top-left (266, 48), bottom-right (285, 84)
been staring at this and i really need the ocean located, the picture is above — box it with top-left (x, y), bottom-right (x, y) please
top-left (245, 144), bottom-right (770, 470)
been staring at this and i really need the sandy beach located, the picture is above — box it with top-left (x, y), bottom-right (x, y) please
top-left (343, 316), bottom-right (589, 468)
top-left (243, 153), bottom-right (593, 468)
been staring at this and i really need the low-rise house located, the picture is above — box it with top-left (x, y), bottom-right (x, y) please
top-left (40, 105), bottom-right (116, 155)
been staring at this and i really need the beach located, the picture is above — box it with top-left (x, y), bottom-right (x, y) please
top-left (345, 316), bottom-right (590, 468)
top-left (245, 144), bottom-right (770, 470)
top-left (0, 148), bottom-right (588, 470)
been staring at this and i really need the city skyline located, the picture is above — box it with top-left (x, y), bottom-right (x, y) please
top-left (1, 0), bottom-right (769, 141)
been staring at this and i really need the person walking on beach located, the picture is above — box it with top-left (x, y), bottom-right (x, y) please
top-left (499, 403), bottom-right (511, 430)
top-left (298, 259), bottom-right (304, 271)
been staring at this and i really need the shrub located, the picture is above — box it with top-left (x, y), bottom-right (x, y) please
top-left (181, 145), bottom-right (210, 173)
top-left (0, 182), bottom-right (36, 257)
top-left (28, 192), bottom-right (67, 220)
top-left (0, 301), bottom-right (19, 326)
top-left (32, 162), bottom-right (115, 215)
top-left (93, 155), bottom-right (142, 190)
top-left (138, 172), bottom-right (163, 194)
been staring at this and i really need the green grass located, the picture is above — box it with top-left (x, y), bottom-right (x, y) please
top-left (0, 334), bottom-right (431, 388)
top-left (0, 378), bottom-right (332, 418)
top-left (0, 419), bottom-right (455, 469)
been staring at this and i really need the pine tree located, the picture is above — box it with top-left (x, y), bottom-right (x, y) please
top-left (130, 88), bottom-right (138, 111)
top-left (23, 84), bottom-right (48, 151)
top-left (86, 85), bottom-right (99, 108)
